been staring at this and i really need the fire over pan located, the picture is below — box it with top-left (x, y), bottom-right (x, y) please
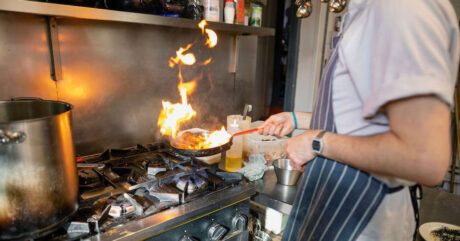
top-left (168, 128), bottom-right (233, 157)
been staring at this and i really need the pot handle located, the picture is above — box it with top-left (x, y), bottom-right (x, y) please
top-left (0, 129), bottom-right (26, 144)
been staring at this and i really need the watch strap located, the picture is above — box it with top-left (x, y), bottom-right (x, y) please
top-left (312, 130), bottom-right (327, 155)
top-left (315, 130), bottom-right (327, 140)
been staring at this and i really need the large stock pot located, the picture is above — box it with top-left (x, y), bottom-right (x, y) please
top-left (0, 99), bottom-right (78, 240)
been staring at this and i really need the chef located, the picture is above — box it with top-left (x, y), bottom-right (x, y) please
top-left (259, 0), bottom-right (460, 240)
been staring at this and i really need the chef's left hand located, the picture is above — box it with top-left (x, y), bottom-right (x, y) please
top-left (286, 130), bottom-right (322, 171)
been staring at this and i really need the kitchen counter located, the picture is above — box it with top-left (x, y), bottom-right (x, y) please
top-left (251, 166), bottom-right (301, 215)
top-left (416, 187), bottom-right (460, 240)
top-left (251, 169), bottom-right (460, 239)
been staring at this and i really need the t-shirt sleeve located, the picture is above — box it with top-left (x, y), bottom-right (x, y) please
top-left (349, 0), bottom-right (458, 120)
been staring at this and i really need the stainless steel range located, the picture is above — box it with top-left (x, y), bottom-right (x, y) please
top-left (36, 143), bottom-right (255, 241)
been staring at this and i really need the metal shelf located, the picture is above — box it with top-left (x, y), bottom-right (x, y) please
top-left (0, 1), bottom-right (275, 36)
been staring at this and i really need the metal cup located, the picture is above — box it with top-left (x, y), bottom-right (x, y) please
top-left (273, 159), bottom-right (302, 186)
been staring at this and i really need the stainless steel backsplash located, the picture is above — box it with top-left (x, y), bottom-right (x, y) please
top-left (0, 12), bottom-right (273, 155)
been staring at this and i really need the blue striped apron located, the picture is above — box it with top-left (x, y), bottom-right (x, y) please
top-left (282, 32), bottom-right (405, 241)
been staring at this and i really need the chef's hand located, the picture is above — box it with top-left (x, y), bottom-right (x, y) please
top-left (286, 130), bottom-right (322, 171)
top-left (258, 112), bottom-right (295, 137)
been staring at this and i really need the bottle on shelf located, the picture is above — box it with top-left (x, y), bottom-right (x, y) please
top-left (243, 1), bottom-right (250, 25)
top-left (235, 0), bottom-right (245, 24)
top-left (250, 4), bottom-right (262, 27)
top-left (183, 0), bottom-right (204, 20)
top-left (203, 0), bottom-right (220, 22)
top-left (224, 0), bottom-right (235, 24)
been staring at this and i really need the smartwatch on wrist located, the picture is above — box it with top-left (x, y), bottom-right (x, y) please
top-left (312, 130), bottom-right (327, 155)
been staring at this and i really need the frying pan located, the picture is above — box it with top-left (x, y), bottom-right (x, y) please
top-left (168, 128), bottom-right (233, 157)
top-left (168, 127), bottom-right (260, 157)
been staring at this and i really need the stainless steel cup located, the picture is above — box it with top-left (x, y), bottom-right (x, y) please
top-left (273, 159), bottom-right (302, 186)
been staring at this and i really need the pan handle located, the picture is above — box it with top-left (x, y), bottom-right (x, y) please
top-left (0, 129), bottom-right (26, 144)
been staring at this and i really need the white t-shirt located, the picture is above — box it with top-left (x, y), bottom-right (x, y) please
top-left (332, 0), bottom-right (460, 240)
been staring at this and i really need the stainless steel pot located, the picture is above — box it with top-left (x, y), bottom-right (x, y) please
top-left (0, 99), bottom-right (78, 240)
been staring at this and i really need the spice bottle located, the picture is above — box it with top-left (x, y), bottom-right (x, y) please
top-left (235, 0), bottom-right (244, 24)
top-left (203, 0), bottom-right (220, 22)
top-left (250, 4), bottom-right (262, 27)
top-left (224, 0), bottom-right (235, 24)
top-left (244, 1), bottom-right (250, 25)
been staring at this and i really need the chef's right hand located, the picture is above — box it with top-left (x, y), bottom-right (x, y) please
top-left (258, 112), bottom-right (295, 137)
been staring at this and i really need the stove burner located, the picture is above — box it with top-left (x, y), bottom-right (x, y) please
top-left (175, 174), bottom-right (208, 193)
top-left (148, 185), bottom-right (183, 203)
top-left (33, 142), bottom-right (242, 241)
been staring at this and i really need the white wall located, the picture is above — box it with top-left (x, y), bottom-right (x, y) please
top-left (293, 0), bottom-right (329, 113)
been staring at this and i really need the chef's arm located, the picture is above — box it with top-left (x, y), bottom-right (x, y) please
top-left (321, 95), bottom-right (451, 186)
top-left (294, 112), bottom-right (313, 129)
top-left (259, 112), bottom-right (312, 136)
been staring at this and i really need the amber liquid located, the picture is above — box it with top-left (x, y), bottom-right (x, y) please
top-left (225, 156), bottom-right (243, 172)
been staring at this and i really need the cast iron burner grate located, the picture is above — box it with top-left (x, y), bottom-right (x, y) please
top-left (35, 142), bottom-right (243, 241)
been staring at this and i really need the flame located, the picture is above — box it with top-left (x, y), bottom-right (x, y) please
top-left (198, 20), bottom-right (218, 48)
top-left (205, 29), bottom-right (218, 48)
top-left (172, 127), bottom-right (232, 150)
top-left (179, 80), bottom-right (196, 96)
top-left (169, 44), bottom-right (196, 68)
top-left (202, 58), bottom-right (212, 66)
top-left (158, 20), bottom-right (229, 149)
top-left (158, 86), bottom-right (196, 138)
top-left (198, 20), bottom-right (207, 34)
top-left (203, 127), bottom-right (232, 148)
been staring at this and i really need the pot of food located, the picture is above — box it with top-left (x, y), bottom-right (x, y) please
top-left (0, 98), bottom-right (78, 240)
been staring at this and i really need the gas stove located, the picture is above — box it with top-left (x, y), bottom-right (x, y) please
top-left (38, 143), bottom-right (255, 241)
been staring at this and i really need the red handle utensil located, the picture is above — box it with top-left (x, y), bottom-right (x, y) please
top-left (232, 128), bottom-right (260, 137)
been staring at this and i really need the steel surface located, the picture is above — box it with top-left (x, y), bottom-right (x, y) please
top-left (0, 12), bottom-right (271, 156)
top-left (87, 183), bottom-right (255, 241)
top-left (252, 167), bottom-right (299, 215)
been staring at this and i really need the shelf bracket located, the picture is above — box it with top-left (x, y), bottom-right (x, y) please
top-left (228, 35), bottom-right (240, 73)
top-left (45, 16), bottom-right (63, 81)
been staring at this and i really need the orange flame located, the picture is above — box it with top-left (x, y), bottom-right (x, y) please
top-left (202, 58), bottom-right (212, 66)
top-left (178, 80), bottom-right (196, 96)
top-left (169, 44), bottom-right (196, 68)
top-left (198, 20), bottom-right (218, 48)
top-left (198, 20), bottom-right (207, 34)
top-left (204, 29), bottom-right (218, 48)
top-left (203, 127), bottom-right (231, 148)
top-left (158, 85), bottom-right (196, 138)
top-left (172, 127), bottom-right (232, 150)
top-left (158, 20), bottom-right (229, 148)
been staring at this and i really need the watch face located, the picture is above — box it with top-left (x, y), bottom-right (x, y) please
top-left (312, 140), bottom-right (321, 151)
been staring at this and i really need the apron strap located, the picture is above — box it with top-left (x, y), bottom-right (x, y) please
top-left (409, 184), bottom-right (422, 241)
top-left (387, 186), bottom-right (404, 193)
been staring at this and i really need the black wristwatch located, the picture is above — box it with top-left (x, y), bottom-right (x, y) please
top-left (312, 130), bottom-right (327, 155)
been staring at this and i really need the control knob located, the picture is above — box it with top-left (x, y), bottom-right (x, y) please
top-left (207, 223), bottom-right (228, 241)
top-left (231, 213), bottom-right (248, 231)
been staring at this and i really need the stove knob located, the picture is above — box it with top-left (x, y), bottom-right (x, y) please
top-left (207, 223), bottom-right (228, 241)
top-left (179, 235), bottom-right (198, 241)
top-left (231, 213), bottom-right (248, 231)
